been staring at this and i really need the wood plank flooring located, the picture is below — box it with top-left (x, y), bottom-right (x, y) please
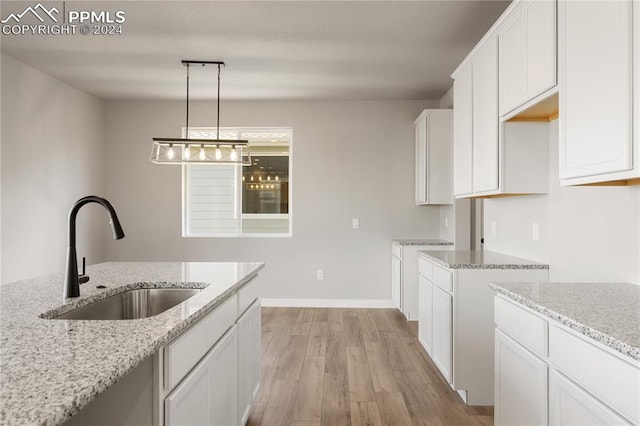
top-left (247, 307), bottom-right (493, 426)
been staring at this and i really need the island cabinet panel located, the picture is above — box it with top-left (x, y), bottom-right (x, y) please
top-left (238, 298), bottom-right (262, 425)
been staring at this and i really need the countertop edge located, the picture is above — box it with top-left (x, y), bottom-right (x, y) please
top-left (419, 251), bottom-right (549, 270)
top-left (489, 283), bottom-right (640, 362)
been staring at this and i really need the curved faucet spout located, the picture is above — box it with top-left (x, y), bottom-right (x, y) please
top-left (64, 196), bottom-right (125, 298)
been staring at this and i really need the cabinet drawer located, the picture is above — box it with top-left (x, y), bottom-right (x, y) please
top-left (432, 265), bottom-right (453, 293)
top-left (418, 256), bottom-right (433, 280)
top-left (495, 296), bottom-right (548, 357)
top-left (164, 294), bottom-right (237, 390)
top-left (392, 244), bottom-right (402, 259)
top-left (549, 326), bottom-right (640, 425)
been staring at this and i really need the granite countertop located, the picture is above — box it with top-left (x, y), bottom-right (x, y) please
top-left (418, 250), bottom-right (549, 270)
top-left (0, 261), bottom-right (264, 426)
top-left (490, 282), bottom-right (640, 361)
top-left (392, 238), bottom-right (454, 246)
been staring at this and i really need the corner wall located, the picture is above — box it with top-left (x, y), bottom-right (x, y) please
top-left (1, 55), bottom-right (107, 284)
top-left (104, 99), bottom-right (442, 301)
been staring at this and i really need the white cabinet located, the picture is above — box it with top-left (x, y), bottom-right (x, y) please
top-left (158, 277), bottom-right (262, 426)
top-left (238, 300), bottom-right (261, 426)
top-left (471, 36), bottom-right (500, 194)
top-left (417, 253), bottom-right (548, 405)
top-left (414, 109), bottom-right (453, 205)
top-left (392, 243), bottom-right (453, 321)
top-left (559, 0), bottom-right (639, 185)
top-left (165, 326), bottom-right (238, 426)
top-left (453, 64), bottom-right (474, 197)
top-left (549, 370), bottom-right (631, 426)
top-left (417, 275), bottom-right (433, 355)
top-left (495, 329), bottom-right (547, 426)
top-left (452, 29), bottom-right (549, 199)
top-left (499, 0), bottom-right (557, 116)
top-left (494, 295), bottom-right (640, 426)
top-left (431, 285), bottom-right (453, 384)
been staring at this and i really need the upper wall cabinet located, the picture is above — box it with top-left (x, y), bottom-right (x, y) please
top-left (415, 109), bottom-right (453, 205)
top-left (499, 0), bottom-right (557, 117)
top-left (559, 0), bottom-right (639, 185)
top-left (452, 32), bottom-right (548, 199)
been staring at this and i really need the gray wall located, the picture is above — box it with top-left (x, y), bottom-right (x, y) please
top-left (104, 99), bottom-right (443, 301)
top-left (1, 55), bottom-right (107, 283)
top-left (484, 119), bottom-right (640, 283)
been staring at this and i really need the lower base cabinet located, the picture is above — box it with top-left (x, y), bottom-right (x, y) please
top-left (494, 329), bottom-right (547, 426)
top-left (431, 285), bottom-right (453, 384)
top-left (165, 325), bottom-right (239, 425)
top-left (549, 370), bottom-right (630, 426)
top-left (164, 297), bottom-right (262, 426)
top-left (494, 295), bottom-right (639, 426)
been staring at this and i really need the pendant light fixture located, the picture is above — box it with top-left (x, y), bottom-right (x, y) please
top-left (150, 60), bottom-right (251, 165)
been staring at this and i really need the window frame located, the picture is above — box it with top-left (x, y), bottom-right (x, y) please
top-left (181, 127), bottom-right (293, 238)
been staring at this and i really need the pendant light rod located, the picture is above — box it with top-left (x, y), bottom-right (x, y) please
top-left (217, 63), bottom-right (221, 142)
top-left (185, 62), bottom-right (190, 138)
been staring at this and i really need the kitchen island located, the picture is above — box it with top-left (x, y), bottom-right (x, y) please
top-left (0, 261), bottom-right (264, 426)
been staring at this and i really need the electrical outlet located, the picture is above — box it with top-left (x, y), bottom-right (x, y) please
top-left (316, 269), bottom-right (324, 280)
top-left (491, 221), bottom-right (497, 237)
top-left (352, 218), bottom-right (359, 229)
top-left (532, 222), bottom-right (539, 241)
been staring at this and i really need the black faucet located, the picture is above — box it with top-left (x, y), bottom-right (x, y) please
top-left (64, 196), bottom-right (125, 298)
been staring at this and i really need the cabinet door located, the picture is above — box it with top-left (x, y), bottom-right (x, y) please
top-left (499, 8), bottom-right (524, 116)
top-left (549, 370), bottom-right (631, 426)
top-left (523, 0), bottom-right (556, 101)
top-left (431, 285), bottom-right (453, 384)
top-left (415, 113), bottom-right (428, 204)
top-left (418, 276), bottom-right (433, 356)
top-left (453, 64), bottom-right (474, 196)
top-left (495, 330), bottom-right (548, 426)
top-left (559, 1), bottom-right (633, 180)
top-left (166, 326), bottom-right (238, 426)
top-left (391, 255), bottom-right (401, 311)
top-left (472, 36), bottom-right (499, 193)
top-left (238, 300), bottom-right (261, 425)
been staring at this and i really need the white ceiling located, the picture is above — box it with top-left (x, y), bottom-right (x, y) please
top-left (0, 1), bottom-right (510, 101)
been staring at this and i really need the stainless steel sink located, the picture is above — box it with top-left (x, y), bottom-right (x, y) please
top-left (51, 288), bottom-right (202, 320)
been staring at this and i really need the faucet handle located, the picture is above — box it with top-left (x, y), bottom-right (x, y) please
top-left (78, 257), bottom-right (90, 284)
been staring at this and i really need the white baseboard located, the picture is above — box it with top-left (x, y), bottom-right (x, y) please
top-left (261, 298), bottom-right (395, 309)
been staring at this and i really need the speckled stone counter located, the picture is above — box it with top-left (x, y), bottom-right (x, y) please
top-left (0, 261), bottom-right (264, 426)
top-left (392, 238), bottom-right (453, 246)
top-left (418, 250), bottom-right (549, 270)
top-left (490, 281), bottom-right (640, 361)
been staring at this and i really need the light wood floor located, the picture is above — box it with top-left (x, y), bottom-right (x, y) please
top-left (247, 307), bottom-right (493, 426)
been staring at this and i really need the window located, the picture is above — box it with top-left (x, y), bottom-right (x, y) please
top-left (183, 128), bottom-right (292, 237)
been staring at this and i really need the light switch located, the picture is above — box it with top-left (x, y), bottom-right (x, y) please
top-left (445, 216), bottom-right (449, 229)
top-left (352, 218), bottom-right (359, 229)
top-left (532, 222), bottom-right (539, 241)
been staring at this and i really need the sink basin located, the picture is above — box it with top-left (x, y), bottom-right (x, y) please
top-left (51, 288), bottom-right (202, 320)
